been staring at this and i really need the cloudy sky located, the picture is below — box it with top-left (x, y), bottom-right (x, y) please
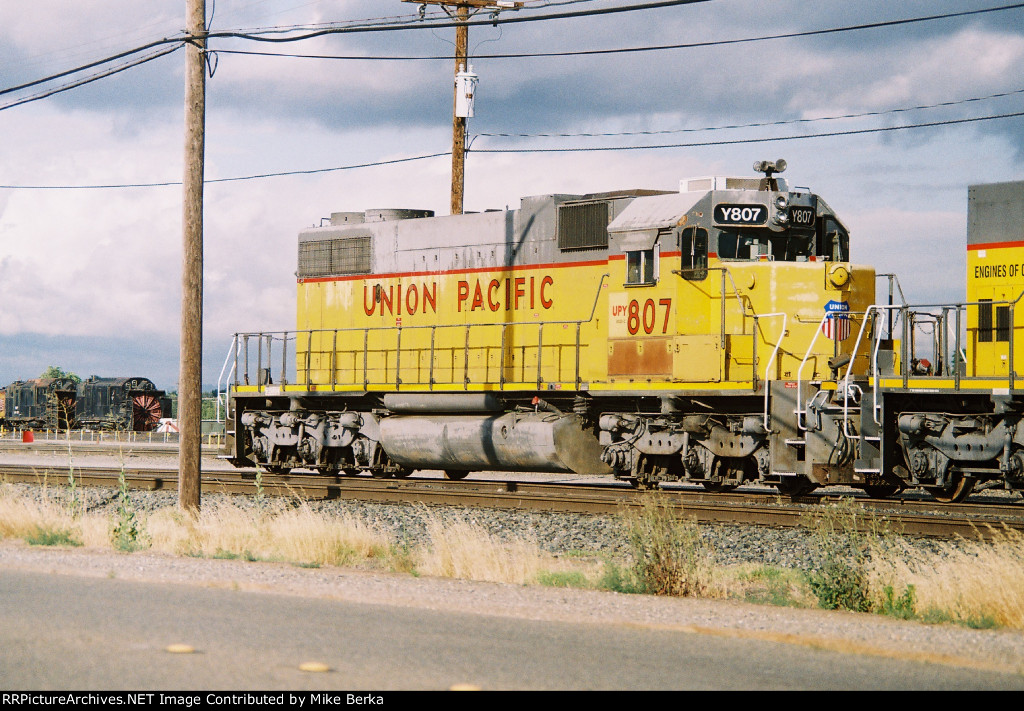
top-left (1, 0), bottom-right (1023, 390)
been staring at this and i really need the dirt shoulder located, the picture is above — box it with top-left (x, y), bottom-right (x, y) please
top-left (2, 538), bottom-right (1023, 678)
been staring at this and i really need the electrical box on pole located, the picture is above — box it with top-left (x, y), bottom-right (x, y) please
top-left (403, 0), bottom-right (521, 214)
top-left (454, 64), bottom-right (478, 118)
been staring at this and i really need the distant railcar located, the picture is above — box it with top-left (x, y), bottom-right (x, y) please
top-left (1, 378), bottom-right (78, 430)
top-left (1, 375), bottom-right (171, 432)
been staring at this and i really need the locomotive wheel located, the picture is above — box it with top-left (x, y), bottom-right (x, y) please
top-left (863, 484), bottom-right (902, 499)
top-left (264, 465), bottom-right (291, 475)
top-left (702, 481), bottom-right (738, 493)
top-left (629, 455), bottom-right (667, 490)
top-left (775, 478), bottom-right (816, 497)
top-left (928, 473), bottom-right (975, 504)
top-left (444, 470), bottom-right (470, 481)
top-left (703, 457), bottom-right (742, 493)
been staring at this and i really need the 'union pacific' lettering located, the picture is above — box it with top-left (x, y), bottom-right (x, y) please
top-left (361, 276), bottom-right (555, 316)
top-left (363, 283), bottom-right (438, 316)
top-left (458, 275), bottom-right (554, 312)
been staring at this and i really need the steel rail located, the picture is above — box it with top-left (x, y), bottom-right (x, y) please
top-left (2, 463), bottom-right (1021, 540)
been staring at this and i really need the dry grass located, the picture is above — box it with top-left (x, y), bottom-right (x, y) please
top-left (416, 510), bottom-right (553, 584)
top-left (145, 501), bottom-right (393, 567)
top-left (4, 482), bottom-right (1024, 630)
top-left (0, 486), bottom-right (109, 547)
top-left (621, 496), bottom-right (726, 598)
top-left (867, 527), bottom-right (1024, 628)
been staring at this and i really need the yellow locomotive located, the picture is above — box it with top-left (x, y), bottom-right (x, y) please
top-left (223, 159), bottom-right (905, 496)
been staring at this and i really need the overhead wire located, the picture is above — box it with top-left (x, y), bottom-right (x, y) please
top-left (0, 45), bottom-right (184, 112)
top-left (1, 1), bottom-right (1022, 187)
top-left (205, 0), bottom-right (1023, 42)
top-left (474, 86), bottom-right (1024, 139)
top-left (4, 108), bottom-right (1023, 190)
top-left (0, 0), bottom-right (710, 105)
top-left (208, 2), bottom-right (1024, 60)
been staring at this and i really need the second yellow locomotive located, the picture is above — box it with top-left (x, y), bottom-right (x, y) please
top-left (224, 159), bottom-right (886, 495)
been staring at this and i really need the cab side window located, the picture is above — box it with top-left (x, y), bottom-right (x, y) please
top-left (818, 218), bottom-right (849, 261)
top-left (626, 248), bottom-right (657, 286)
top-left (680, 227), bottom-right (708, 281)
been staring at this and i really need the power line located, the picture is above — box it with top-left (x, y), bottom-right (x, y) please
top-left (205, 0), bottom-right (714, 42)
top-left (208, 2), bottom-right (1024, 61)
top-left (0, 45), bottom-right (184, 112)
top-left (0, 152), bottom-right (451, 190)
top-left (8, 0), bottom-right (1021, 110)
top-left (0, 37), bottom-right (187, 98)
top-left (475, 87), bottom-right (1024, 139)
top-left (3, 109), bottom-right (1021, 191)
top-left (0, 0), bottom-right (708, 107)
top-left (468, 110), bottom-right (1024, 153)
top-left (205, 1), bottom-right (1024, 43)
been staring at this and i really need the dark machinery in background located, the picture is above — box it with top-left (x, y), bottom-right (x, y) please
top-left (0, 376), bottom-right (172, 432)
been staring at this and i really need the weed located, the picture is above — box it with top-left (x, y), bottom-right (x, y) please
top-left (253, 464), bottom-right (266, 509)
top-left (536, 570), bottom-right (590, 589)
top-left (213, 549), bottom-right (259, 561)
top-left (802, 497), bottom-right (890, 612)
top-left (111, 466), bottom-right (146, 552)
top-left (25, 525), bottom-right (81, 547)
top-left (595, 559), bottom-right (643, 594)
top-left (736, 565), bottom-right (810, 608)
top-left (64, 432), bottom-right (81, 518)
top-left (879, 584), bottom-right (917, 620)
top-left (387, 539), bottom-right (419, 575)
top-left (918, 608), bottom-right (999, 630)
top-left (809, 559), bottom-right (871, 612)
top-left (623, 495), bottom-right (715, 597)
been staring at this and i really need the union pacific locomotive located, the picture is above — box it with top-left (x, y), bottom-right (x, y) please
top-left (221, 161), bottom-right (1024, 502)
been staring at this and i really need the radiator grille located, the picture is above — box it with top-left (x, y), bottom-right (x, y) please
top-left (298, 236), bottom-right (372, 277)
top-left (557, 202), bottom-right (609, 251)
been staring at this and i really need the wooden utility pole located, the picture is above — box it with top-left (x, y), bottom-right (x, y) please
top-left (451, 3), bottom-right (469, 215)
top-left (404, 0), bottom-right (520, 214)
top-left (179, 0), bottom-right (206, 514)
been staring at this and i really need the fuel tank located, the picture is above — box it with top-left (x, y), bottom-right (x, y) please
top-left (377, 412), bottom-right (614, 475)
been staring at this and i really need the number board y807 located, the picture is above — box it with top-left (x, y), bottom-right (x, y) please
top-left (789, 206), bottom-right (816, 228)
top-left (714, 203), bottom-right (768, 226)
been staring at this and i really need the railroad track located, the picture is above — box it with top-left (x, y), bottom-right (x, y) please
top-left (2, 462), bottom-right (1022, 540)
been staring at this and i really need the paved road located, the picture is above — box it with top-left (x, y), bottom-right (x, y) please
top-left (1, 569), bottom-right (1022, 691)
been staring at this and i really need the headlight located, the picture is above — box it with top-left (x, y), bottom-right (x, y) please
top-left (774, 211), bottom-right (789, 225)
top-left (829, 264), bottom-right (850, 287)
top-left (775, 195), bottom-right (789, 209)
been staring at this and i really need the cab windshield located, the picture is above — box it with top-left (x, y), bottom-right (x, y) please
top-left (716, 230), bottom-right (813, 261)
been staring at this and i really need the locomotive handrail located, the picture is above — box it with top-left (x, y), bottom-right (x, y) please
top-left (795, 313), bottom-right (834, 432)
top-left (795, 309), bottom-right (870, 433)
top-left (843, 291), bottom-right (1024, 426)
top-left (756, 312), bottom-right (788, 429)
top-left (215, 339), bottom-right (240, 423)
top-left (232, 275), bottom-right (609, 392)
